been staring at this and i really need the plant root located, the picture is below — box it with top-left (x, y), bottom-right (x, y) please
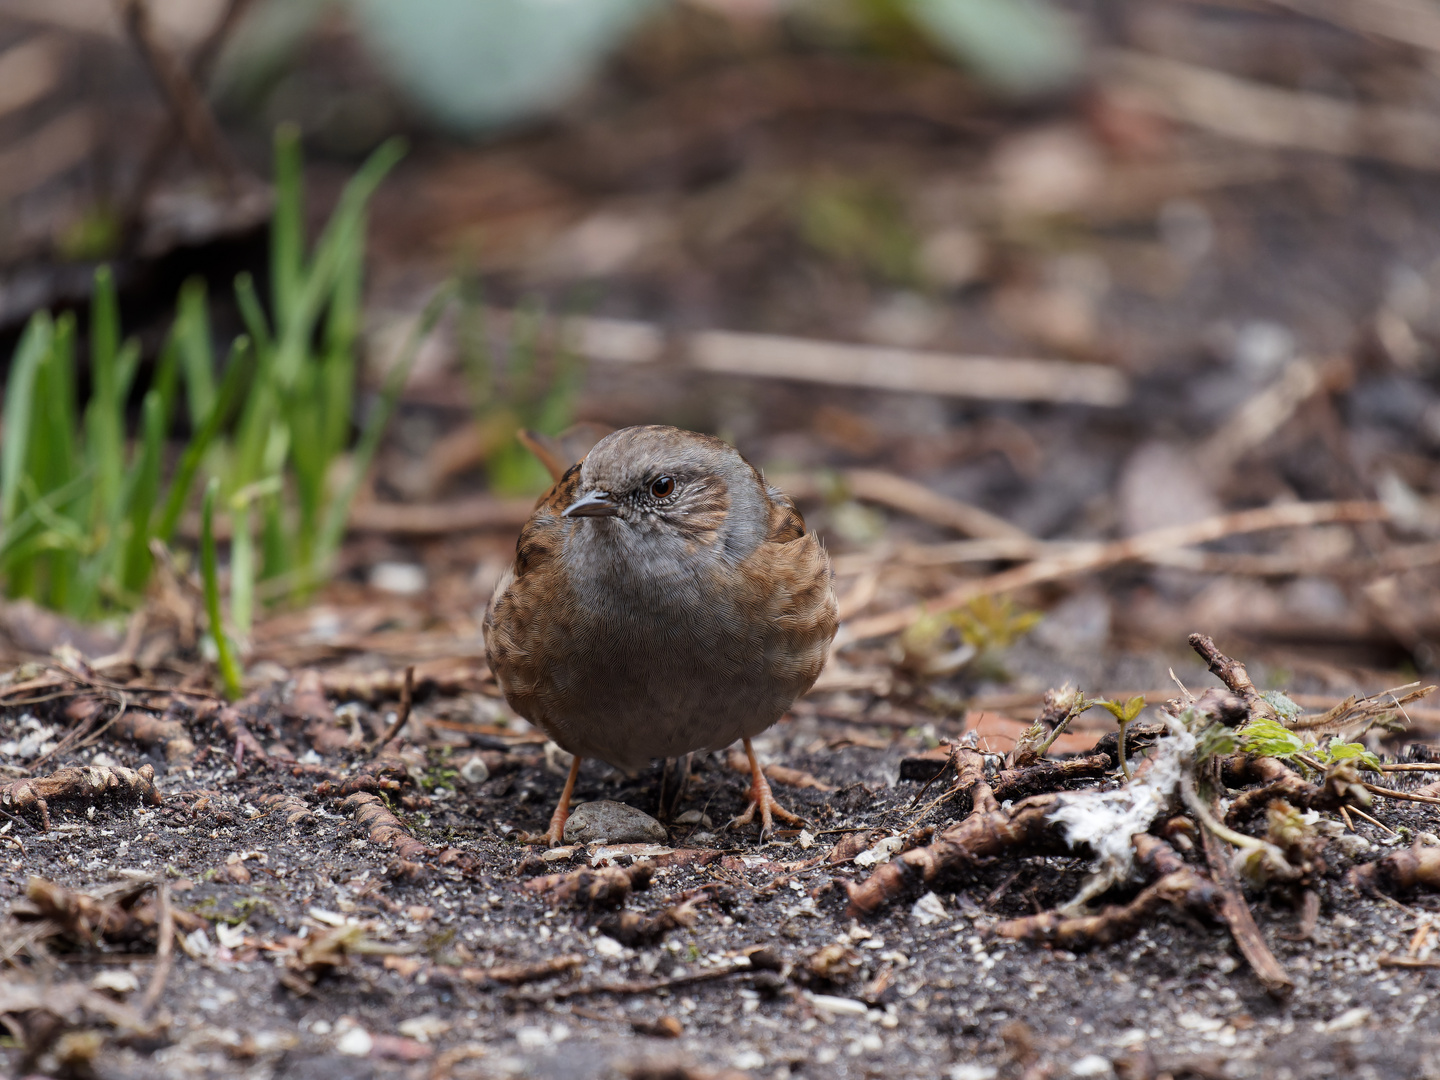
top-left (1201, 826), bottom-right (1294, 998)
top-left (1351, 844), bottom-right (1440, 897)
top-left (523, 864), bottom-right (654, 909)
top-left (0, 764), bottom-right (161, 831)
top-left (341, 791), bottom-right (435, 878)
top-left (257, 792), bottom-right (316, 827)
top-left (846, 793), bottom-right (1068, 916)
top-left (994, 835), bottom-right (1219, 948)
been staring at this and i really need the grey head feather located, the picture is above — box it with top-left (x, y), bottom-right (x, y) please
top-left (563, 426), bottom-right (771, 591)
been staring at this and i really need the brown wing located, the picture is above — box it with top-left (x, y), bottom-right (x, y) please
top-left (765, 489), bottom-right (806, 543)
top-left (740, 522), bottom-right (838, 699)
top-left (483, 460), bottom-right (585, 730)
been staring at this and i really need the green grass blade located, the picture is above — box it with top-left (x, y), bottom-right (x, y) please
top-left (201, 478), bottom-right (243, 700)
top-left (271, 123), bottom-right (305, 332)
top-left (2, 313), bottom-right (53, 526)
top-left (176, 278), bottom-right (217, 426)
top-left (0, 474), bottom-right (90, 576)
top-left (315, 282), bottom-right (454, 577)
top-left (119, 390), bottom-right (165, 594)
top-left (229, 501), bottom-right (255, 636)
top-left (33, 314), bottom-right (82, 609)
top-left (260, 488), bottom-right (290, 582)
top-left (232, 273), bottom-right (278, 490)
top-left (35, 313), bottom-right (79, 494)
top-left (282, 370), bottom-right (326, 561)
top-left (272, 137), bottom-right (404, 388)
top-left (156, 335), bottom-right (254, 543)
top-left (320, 233), bottom-right (363, 461)
top-left (115, 337), bottom-right (141, 404)
top-left (91, 265), bottom-right (119, 399)
top-left (84, 270), bottom-right (131, 543)
top-left (234, 272), bottom-right (275, 355)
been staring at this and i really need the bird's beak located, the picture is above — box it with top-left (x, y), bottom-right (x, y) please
top-left (563, 489), bottom-right (619, 518)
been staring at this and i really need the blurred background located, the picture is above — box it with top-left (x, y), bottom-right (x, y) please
top-left (5, 0), bottom-right (1440, 721)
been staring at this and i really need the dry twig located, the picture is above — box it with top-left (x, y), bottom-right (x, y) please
top-left (843, 501), bottom-right (1390, 643)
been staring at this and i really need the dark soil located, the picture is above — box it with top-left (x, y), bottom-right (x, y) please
top-left (3, 640), bottom-right (1437, 1080)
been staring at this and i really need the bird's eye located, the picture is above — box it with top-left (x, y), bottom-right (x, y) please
top-left (649, 475), bottom-right (675, 499)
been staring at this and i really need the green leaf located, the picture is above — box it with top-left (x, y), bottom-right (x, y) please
top-left (1260, 690), bottom-right (1302, 722)
top-left (271, 123), bottom-right (305, 331)
top-left (1322, 738), bottom-right (1383, 773)
top-left (156, 336), bottom-right (254, 543)
top-left (201, 477), bottom-right (243, 701)
top-left (1238, 717), bottom-right (1307, 760)
top-left (176, 278), bottom-right (218, 426)
top-left (119, 390), bottom-right (165, 595)
top-left (2, 313), bottom-right (53, 527)
top-left (1195, 721), bottom-right (1240, 762)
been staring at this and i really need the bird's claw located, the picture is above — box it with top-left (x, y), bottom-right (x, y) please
top-left (518, 825), bottom-right (566, 848)
top-left (729, 782), bottom-right (806, 840)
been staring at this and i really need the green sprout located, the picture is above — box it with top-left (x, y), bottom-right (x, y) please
top-left (1095, 694), bottom-right (1147, 779)
top-left (201, 479), bottom-right (243, 701)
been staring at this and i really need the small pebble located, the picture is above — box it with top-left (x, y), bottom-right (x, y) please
top-left (563, 800), bottom-right (666, 844)
top-left (335, 1028), bottom-right (373, 1057)
top-left (369, 561), bottom-right (427, 595)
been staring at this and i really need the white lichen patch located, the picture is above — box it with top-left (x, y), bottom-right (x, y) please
top-left (1046, 723), bottom-right (1195, 914)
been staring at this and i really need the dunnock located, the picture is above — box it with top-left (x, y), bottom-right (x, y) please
top-left (484, 425), bottom-right (838, 845)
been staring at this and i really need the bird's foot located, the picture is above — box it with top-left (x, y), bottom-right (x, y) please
top-left (517, 819), bottom-right (567, 848)
top-left (520, 754), bottom-right (581, 847)
top-left (729, 739), bottom-right (806, 840)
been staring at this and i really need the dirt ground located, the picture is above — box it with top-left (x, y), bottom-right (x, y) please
top-left (2, 634), bottom-right (1438, 1080)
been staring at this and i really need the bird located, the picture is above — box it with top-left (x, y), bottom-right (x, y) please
top-left (483, 424), bottom-right (838, 846)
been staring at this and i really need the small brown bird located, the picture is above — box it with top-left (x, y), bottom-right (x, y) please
top-left (483, 425), bottom-right (838, 845)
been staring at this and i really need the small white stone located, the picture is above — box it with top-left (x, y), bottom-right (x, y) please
top-left (369, 562), bottom-right (427, 595)
top-left (214, 922), bottom-right (248, 949)
top-left (397, 1015), bottom-right (451, 1042)
top-left (1070, 1055), bottom-right (1114, 1078)
top-left (732, 1050), bottom-right (765, 1071)
top-left (459, 755), bottom-right (490, 786)
top-left (91, 970), bottom-right (139, 994)
top-left (594, 935), bottom-right (624, 958)
top-left (515, 1026), bottom-right (549, 1050)
top-left (808, 993), bottom-right (869, 1017)
top-left (335, 1027), bottom-right (373, 1056)
top-left (854, 835), bottom-right (904, 868)
top-left (947, 1066), bottom-right (998, 1080)
top-left (1319, 1006), bottom-right (1371, 1032)
top-left (911, 891), bottom-right (948, 926)
top-left (1177, 1012), bottom-right (1224, 1032)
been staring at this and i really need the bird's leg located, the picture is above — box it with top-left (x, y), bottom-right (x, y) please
top-left (657, 752), bottom-right (694, 821)
top-left (729, 738), bottom-right (805, 839)
top-left (523, 754), bottom-right (581, 847)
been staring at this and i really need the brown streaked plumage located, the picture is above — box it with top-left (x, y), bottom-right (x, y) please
top-left (483, 425), bottom-right (838, 843)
